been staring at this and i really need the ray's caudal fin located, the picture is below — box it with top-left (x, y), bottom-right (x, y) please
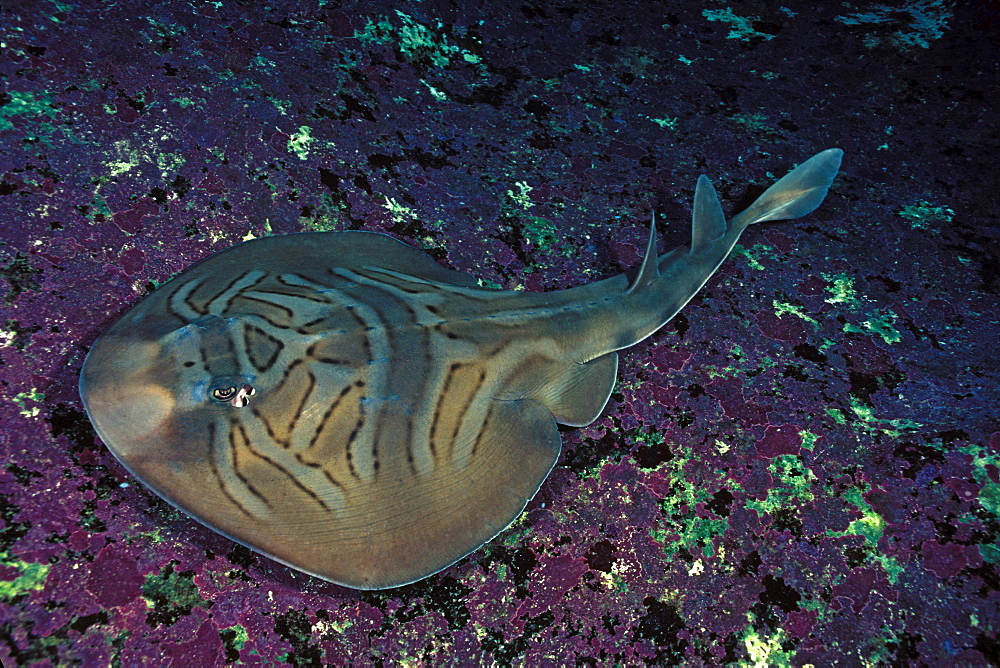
top-left (730, 147), bottom-right (844, 229)
top-left (618, 148), bottom-right (843, 349)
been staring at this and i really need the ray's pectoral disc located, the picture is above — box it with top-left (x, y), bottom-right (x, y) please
top-left (79, 149), bottom-right (843, 589)
top-left (78, 232), bottom-right (572, 590)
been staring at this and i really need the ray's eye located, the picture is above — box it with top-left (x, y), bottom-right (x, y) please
top-left (211, 387), bottom-right (237, 402)
top-left (210, 384), bottom-right (256, 408)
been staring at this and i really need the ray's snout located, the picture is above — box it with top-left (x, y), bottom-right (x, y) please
top-left (80, 335), bottom-right (176, 458)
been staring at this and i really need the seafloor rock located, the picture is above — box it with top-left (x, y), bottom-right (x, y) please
top-left (1, 0), bottom-right (997, 664)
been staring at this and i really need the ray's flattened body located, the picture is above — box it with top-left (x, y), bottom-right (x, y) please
top-left (79, 149), bottom-right (843, 589)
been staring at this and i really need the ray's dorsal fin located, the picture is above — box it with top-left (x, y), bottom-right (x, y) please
top-left (626, 213), bottom-right (661, 294)
top-left (731, 148), bottom-right (844, 228)
top-left (690, 174), bottom-right (727, 254)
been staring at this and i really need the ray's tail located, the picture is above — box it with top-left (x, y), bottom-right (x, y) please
top-left (628, 148), bottom-right (844, 295)
top-left (689, 147), bottom-right (845, 258)
top-left (614, 148), bottom-right (844, 355)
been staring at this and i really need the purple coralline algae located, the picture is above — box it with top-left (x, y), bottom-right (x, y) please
top-left (1, 0), bottom-right (998, 664)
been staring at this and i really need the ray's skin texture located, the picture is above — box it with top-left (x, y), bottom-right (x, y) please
top-left (79, 150), bottom-right (842, 590)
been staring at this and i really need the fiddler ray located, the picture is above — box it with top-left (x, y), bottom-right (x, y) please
top-left (80, 148), bottom-right (843, 589)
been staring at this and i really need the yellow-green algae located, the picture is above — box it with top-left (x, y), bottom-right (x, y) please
top-left (741, 621), bottom-right (791, 668)
top-left (648, 442), bottom-right (732, 561)
top-left (13, 389), bottom-right (45, 419)
top-left (0, 553), bottom-right (50, 599)
top-left (826, 396), bottom-right (921, 439)
top-left (956, 443), bottom-right (1000, 563)
top-left (746, 455), bottom-right (816, 517)
top-left (898, 199), bottom-right (954, 231)
top-left (772, 300), bottom-right (820, 327)
top-left (287, 126), bottom-right (314, 161)
top-left (823, 273), bottom-right (903, 344)
top-left (355, 11), bottom-right (480, 68)
top-left (0, 91), bottom-right (58, 131)
top-left (141, 563), bottom-right (211, 616)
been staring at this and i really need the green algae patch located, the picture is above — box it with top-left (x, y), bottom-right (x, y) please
top-left (650, 512), bottom-right (728, 560)
top-left (498, 181), bottom-right (575, 258)
top-left (980, 541), bottom-right (1000, 564)
top-left (957, 445), bottom-right (1000, 517)
top-left (506, 181), bottom-right (534, 209)
top-left (13, 389), bottom-right (45, 418)
top-left (747, 455), bottom-right (816, 517)
top-left (898, 199), bottom-right (955, 231)
top-left (702, 8), bottom-right (775, 42)
top-left (730, 112), bottom-right (783, 141)
top-left (773, 300), bottom-right (819, 327)
top-left (156, 153), bottom-right (186, 179)
top-left (979, 482), bottom-right (1000, 516)
top-left (698, 341), bottom-right (778, 380)
top-left (840, 487), bottom-right (884, 547)
top-left (287, 126), bottom-right (314, 160)
top-left (0, 553), bottom-right (50, 599)
top-left (820, 484), bottom-right (905, 582)
top-left (742, 623), bottom-right (791, 667)
top-left (648, 455), bottom-right (732, 561)
top-left (874, 552), bottom-right (905, 584)
top-left (221, 624), bottom-right (249, 654)
top-left (476, 277), bottom-right (503, 291)
top-left (122, 526), bottom-right (166, 545)
top-left (822, 273), bottom-right (902, 343)
top-left (0, 91), bottom-right (59, 131)
top-left (845, 396), bottom-right (922, 438)
top-left (732, 242), bottom-right (780, 271)
top-left (522, 216), bottom-right (561, 252)
top-left (142, 562), bottom-right (212, 626)
top-left (355, 11), bottom-right (479, 68)
top-left (842, 310), bottom-right (902, 344)
top-left (823, 274), bottom-right (861, 308)
top-left (647, 116), bottom-right (679, 131)
top-left (382, 196), bottom-right (419, 225)
top-left (798, 430), bottom-right (819, 451)
top-left (835, 0), bottom-right (953, 51)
